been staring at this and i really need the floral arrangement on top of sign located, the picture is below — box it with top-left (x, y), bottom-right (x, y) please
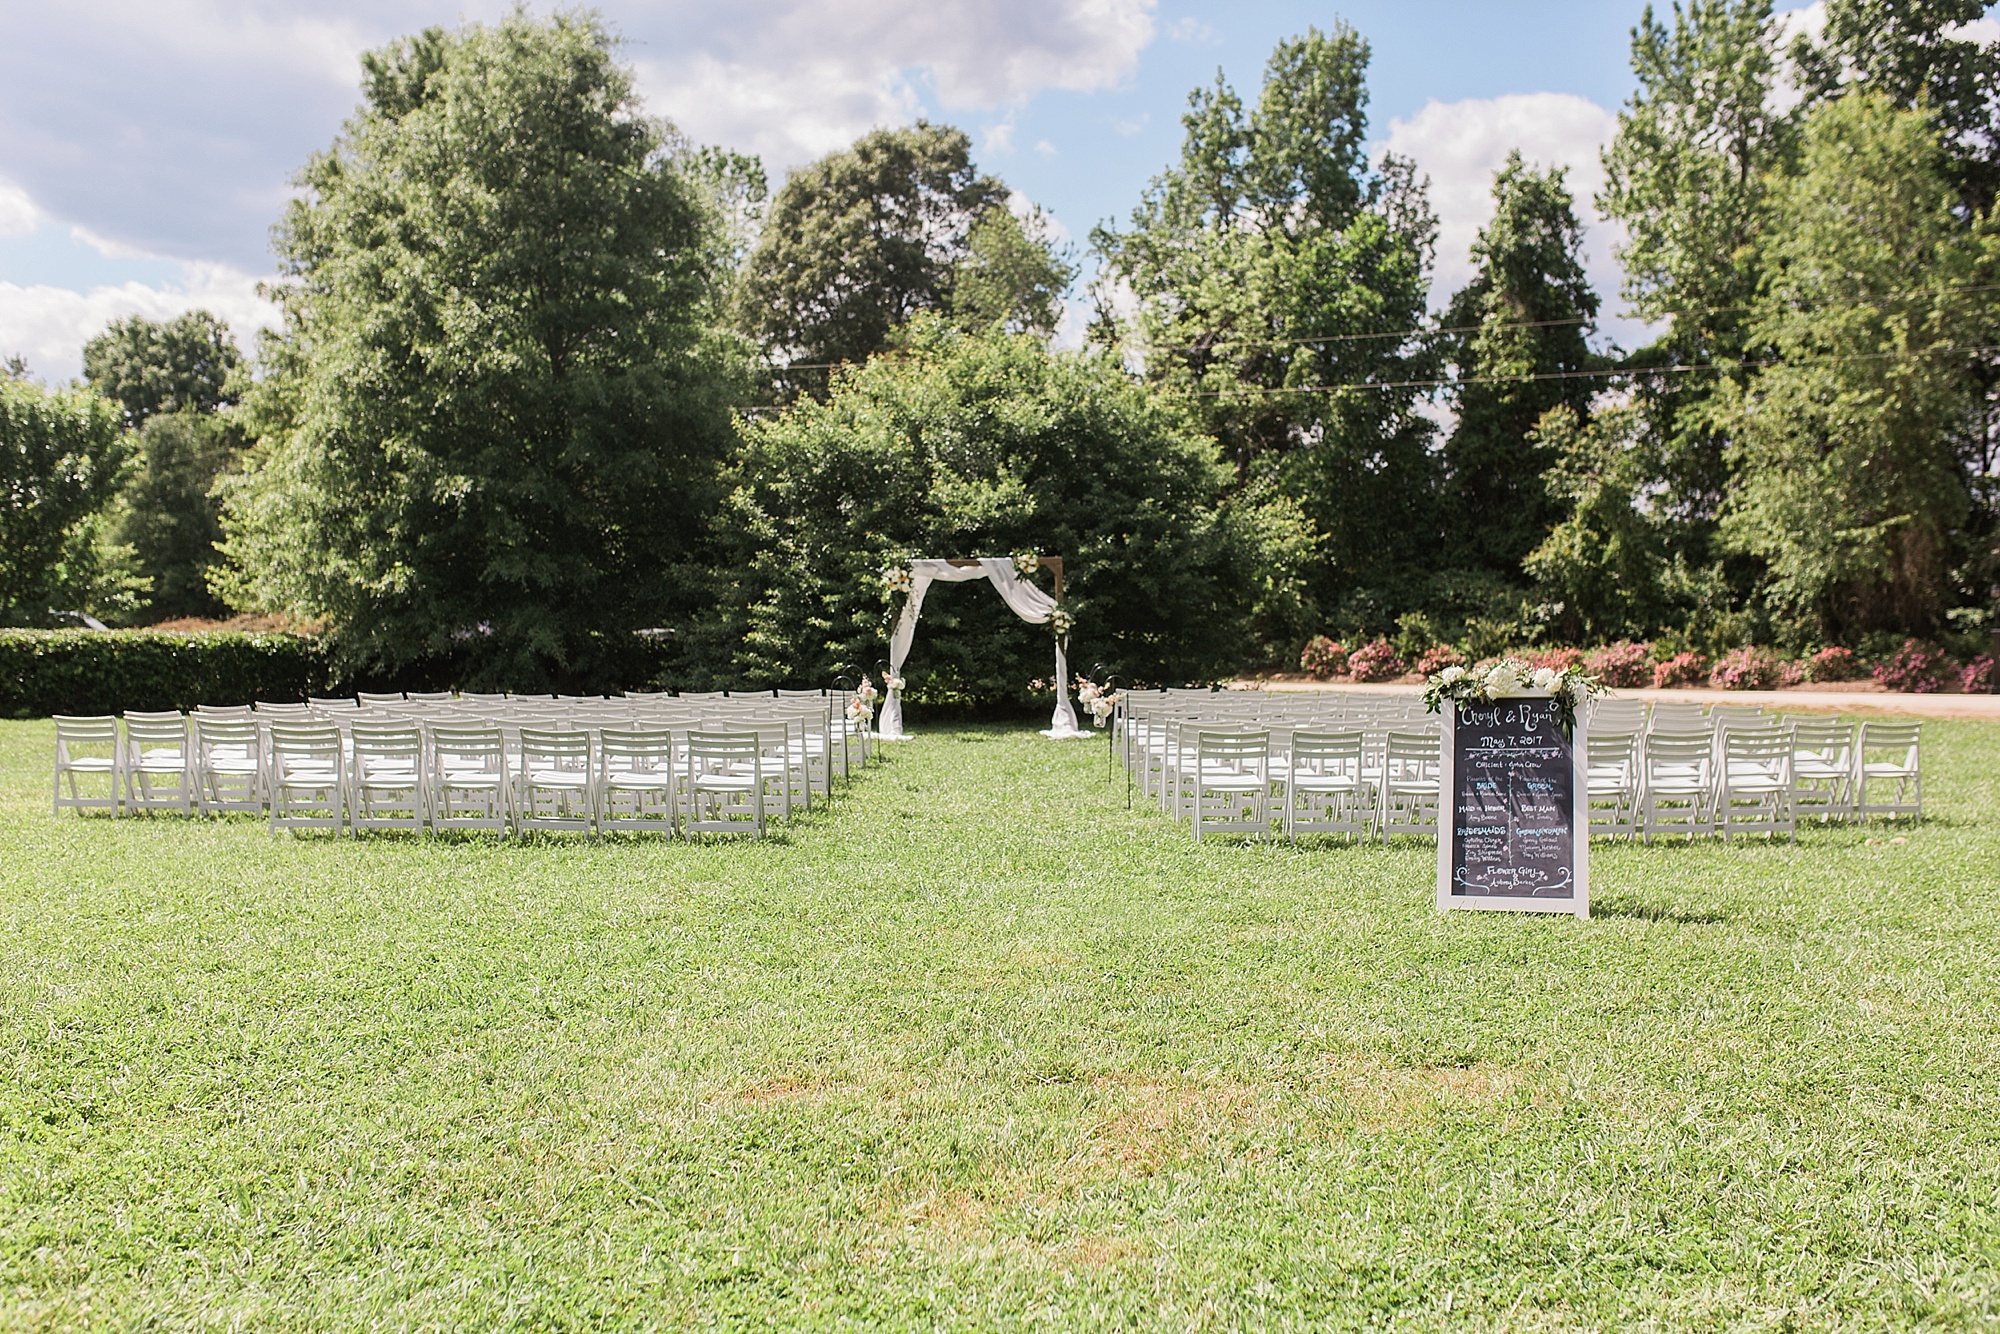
top-left (1076, 679), bottom-right (1120, 727)
top-left (1424, 656), bottom-right (1602, 734)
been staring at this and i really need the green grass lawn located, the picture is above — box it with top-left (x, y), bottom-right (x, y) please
top-left (2, 718), bottom-right (1997, 1331)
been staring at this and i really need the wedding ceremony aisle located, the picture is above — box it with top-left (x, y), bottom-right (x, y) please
top-left (5, 716), bottom-right (1997, 1327)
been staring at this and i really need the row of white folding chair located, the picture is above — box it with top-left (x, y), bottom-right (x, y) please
top-left (1587, 718), bottom-right (1920, 842)
top-left (1176, 727), bottom-right (1443, 843)
top-left (270, 722), bottom-right (786, 837)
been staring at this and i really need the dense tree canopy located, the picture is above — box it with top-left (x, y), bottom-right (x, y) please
top-left (81, 311), bottom-right (242, 430)
top-left (1094, 25), bottom-right (1439, 639)
top-left (0, 379), bottom-right (134, 624)
top-left (215, 13), bottom-right (743, 687)
top-left (1442, 153), bottom-right (1604, 577)
top-left (700, 318), bottom-right (1310, 698)
top-left (734, 123), bottom-right (1073, 393)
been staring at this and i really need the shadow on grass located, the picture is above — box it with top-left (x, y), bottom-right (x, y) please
top-left (1589, 894), bottom-right (1730, 925)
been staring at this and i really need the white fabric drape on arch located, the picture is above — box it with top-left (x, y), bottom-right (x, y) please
top-left (878, 557), bottom-right (1082, 740)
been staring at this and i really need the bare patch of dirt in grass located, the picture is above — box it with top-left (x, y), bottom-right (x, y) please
top-left (735, 1074), bottom-right (839, 1104)
top-left (1083, 1074), bottom-right (1268, 1175)
top-left (1311, 1053), bottom-right (1540, 1131)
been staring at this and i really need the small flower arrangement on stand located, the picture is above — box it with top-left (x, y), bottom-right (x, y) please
top-left (845, 677), bottom-right (879, 727)
top-left (1424, 657), bottom-right (1601, 735)
top-left (1077, 679), bottom-right (1119, 727)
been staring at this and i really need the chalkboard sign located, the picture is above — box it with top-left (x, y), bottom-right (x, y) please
top-left (1435, 695), bottom-right (1589, 918)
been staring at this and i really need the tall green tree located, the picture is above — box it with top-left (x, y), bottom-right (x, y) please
top-left (0, 379), bottom-right (139, 623)
top-left (1794, 0), bottom-right (2000, 213)
top-left (216, 13), bottom-right (743, 687)
top-left (737, 123), bottom-right (1069, 389)
top-left (1442, 153), bottom-right (1604, 576)
top-left (1598, 0), bottom-right (1796, 554)
top-left (1721, 94), bottom-right (1996, 639)
top-left (1093, 26), bottom-right (1439, 636)
top-left (81, 311), bottom-right (242, 430)
top-left (81, 310), bottom-right (249, 621)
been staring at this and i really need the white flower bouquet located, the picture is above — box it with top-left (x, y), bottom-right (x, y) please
top-left (1012, 550), bottom-right (1040, 575)
top-left (883, 673), bottom-right (906, 692)
top-left (1424, 656), bottom-right (1600, 733)
top-left (881, 566), bottom-right (913, 596)
top-left (1049, 606), bottom-right (1075, 637)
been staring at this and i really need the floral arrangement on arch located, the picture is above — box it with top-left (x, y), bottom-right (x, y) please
top-left (1012, 550), bottom-right (1040, 576)
top-left (1048, 606), bottom-right (1075, 637)
top-left (883, 672), bottom-right (906, 693)
top-left (881, 565), bottom-right (913, 597)
top-left (1424, 656), bottom-right (1601, 734)
top-left (1077, 678), bottom-right (1119, 727)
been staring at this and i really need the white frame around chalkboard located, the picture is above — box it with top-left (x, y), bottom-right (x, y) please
top-left (1435, 693), bottom-right (1590, 919)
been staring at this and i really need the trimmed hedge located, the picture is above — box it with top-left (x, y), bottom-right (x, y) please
top-left (0, 630), bottom-right (336, 717)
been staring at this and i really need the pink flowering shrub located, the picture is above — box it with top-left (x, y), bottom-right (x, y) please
top-left (1299, 635), bottom-right (1347, 679)
top-left (1962, 654), bottom-right (1996, 693)
top-left (1874, 639), bottom-right (1951, 693)
top-left (1347, 638), bottom-right (1407, 682)
top-left (1584, 641), bottom-right (1653, 688)
top-left (1519, 646), bottom-right (1583, 673)
top-left (1653, 651), bottom-right (1709, 688)
top-left (1416, 644), bottom-right (1466, 676)
top-left (1709, 646), bottom-right (1792, 690)
top-left (1805, 646), bottom-right (1862, 682)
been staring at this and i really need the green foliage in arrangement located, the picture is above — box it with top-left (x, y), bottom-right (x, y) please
top-left (703, 319), bottom-right (1312, 702)
top-left (0, 630), bottom-right (333, 716)
top-left (1092, 25), bottom-right (1440, 626)
top-left (0, 378), bottom-right (140, 626)
top-left (213, 13), bottom-right (745, 692)
top-left (80, 310), bottom-right (243, 430)
top-left (4, 719), bottom-right (1998, 1325)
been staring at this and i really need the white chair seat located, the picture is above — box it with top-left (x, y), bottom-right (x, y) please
top-left (605, 770), bottom-right (672, 790)
top-left (526, 768), bottom-right (590, 788)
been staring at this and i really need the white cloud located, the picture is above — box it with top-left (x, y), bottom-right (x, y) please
top-left (1381, 92), bottom-right (1653, 350)
top-left (0, 263), bottom-right (281, 383)
top-left (1034, 138), bottom-right (1057, 155)
top-left (0, 177), bottom-right (39, 239)
top-left (985, 119), bottom-right (1018, 154)
top-left (631, 1), bottom-right (1157, 174)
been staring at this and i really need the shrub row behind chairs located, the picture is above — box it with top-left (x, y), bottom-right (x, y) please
top-left (1113, 689), bottom-right (1922, 843)
top-left (50, 687), bottom-right (875, 839)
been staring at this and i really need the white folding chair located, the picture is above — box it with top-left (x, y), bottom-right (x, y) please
top-left (53, 715), bottom-right (122, 816)
top-left (349, 723), bottom-right (426, 832)
top-left (194, 714), bottom-right (264, 816)
top-left (268, 722), bottom-right (346, 834)
top-left (1642, 732), bottom-right (1713, 841)
top-left (1379, 729), bottom-right (1441, 842)
top-left (1585, 730), bottom-right (1641, 841)
top-left (1717, 726), bottom-right (1794, 841)
top-left (1788, 717), bottom-right (1856, 823)
top-left (598, 727), bottom-right (677, 836)
top-left (1284, 730), bottom-right (1373, 841)
top-left (1856, 721), bottom-right (1921, 820)
top-left (517, 728), bottom-right (595, 836)
top-left (123, 712), bottom-right (193, 815)
top-left (685, 730), bottom-right (764, 837)
top-left (1190, 730), bottom-right (1270, 842)
top-left (428, 725), bottom-right (511, 833)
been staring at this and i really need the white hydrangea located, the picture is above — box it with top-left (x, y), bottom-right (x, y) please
top-left (1531, 666), bottom-right (1558, 691)
top-left (1485, 662), bottom-right (1524, 696)
top-left (1439, 664), bottom-right (1467, 685)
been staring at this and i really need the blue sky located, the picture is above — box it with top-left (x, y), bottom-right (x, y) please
top-left (0, 0), bottom-right (1846, 378)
